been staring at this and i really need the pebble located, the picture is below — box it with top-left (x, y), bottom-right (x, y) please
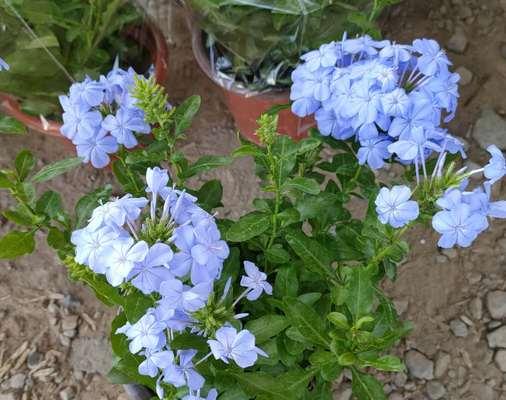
top-left (472, 108), bottom-right (506, 150)
top-left (487, 291), bottom-right (506, 319)
top-left (393, 372), bottom-right (407, 387)
top-left (487, 326), bottom-right (506, 348)
top-left (0, 394), bottom-right (16, 400)
top-left (394, 300), bottom-right (409, 316)
top-left (426, 381), bottom-right (446, 400)
top-left (450, 319), bottom-right (469, 337)
top-left (441, 248), bottom-right (458, 259)
top-left (434, 352), bottom-right (451, 378)
top-left (456, 66), bottom-right (473, 85)
top-left (501, 42), bottom-right (506, 60)
top-left (59, 387), bottom-right (75, 400)
top-left (447, 28), bottom-right (468, 53)
top-left (467, 272), bottom-right (482, 285)
top-left (405, 350), bottom-right (434, 380)
top-left (436, 255), bottom-right (448, 264)
top-left (495, 350), bottom-right (506, 372)
top-left (61, 315), bottom-right (79, 331)
top-left (469, 383), bottom-right (498, 400)
top-left (389, 394), bottom-right (403, 400)
top-left (7, 373), bottom-right (26, 390)
top-left (27, 351), bottom-right (43, 369)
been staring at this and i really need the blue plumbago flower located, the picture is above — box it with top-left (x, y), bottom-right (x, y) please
top-left (163, 349), bottom-right (205, 391)
top-left (74, 128), bottom-right (119, 168)
top-left (101, 106), bottom-right (150, 149)
top-left (357, 136), bottom-right (392, 170)
top-left (102, 237), bottom-right (149, 286)
top-left (375, 186), bottom-right (420, 228)
top-left (484, 145), bottom-right (506, 184)
top-left (59, 66), bottom-right (150, 168)
top-left (129, 243), bottom-right (174, 295)
top-left (120, 311), bottom-right (167, 353)
top-left (239, 261), bottom-right (272, 301)
top-left (291, 35), bottom-right (461, 175)
top-left (208, 326), bottom-right (268, 368)
top-left (0, 57), bottom-right (10, 71)
top-left (182, 389), bottom-right (218, 400)
top-left (73, 168), bottom-right (263, 397)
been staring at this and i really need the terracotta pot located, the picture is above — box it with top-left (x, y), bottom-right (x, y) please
top-left (189, 27), bottom-right (314, 144)
top-left (0, 22), bottom-right (169, 140)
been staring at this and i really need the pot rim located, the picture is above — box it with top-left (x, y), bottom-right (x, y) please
top-left (0, 19), bottom-right (169, 139)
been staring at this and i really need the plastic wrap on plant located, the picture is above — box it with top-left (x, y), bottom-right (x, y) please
top-left (0, 0), bottom-right (161, 120)
top-left (185, 0), bottom-right (373, 94)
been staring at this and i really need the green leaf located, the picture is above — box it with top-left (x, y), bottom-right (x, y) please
top-left (328, 312), bottom-right (350, 330)
top-left (358, 355), bottom-right (405, 372)
top-left (15, 150), bottom-right (35, 181)
top-left (351, 368), bottom-right (387, 400)
top-left (0, 116), bottom-right (27, 135)
top-left (274, 266), bottom-right (298, 298)
top-left (309, 351), bottom-right (342, 382)
top-left (74, 185), bottom-right (112, 228)
top-left (35, 190), bottom-right (63, 219)
top-left (285, 231), bottom-right (334, 280)
top-left (47, 227), bottom-right (68, 250)
top-left (197, 180), bottom-right (223, 211)
top-left (173, 95), bottom-right (201, 136)
top-left (170, 333), bottom-right (208, 353)
top-left (245, 315), bottom-right (290, 344)
top-left (232, 144), bottom-right (264, 158)
top-left (225, 212), bottom-right (271, 242)
top-left (181, 155), bottom-right (232, 179)
top-left (283, 177), bottom-right (320, 195)
top-left (123, 292), bottom-right (155, 323)
top-left (282, 297), bottom-right (330, 347)
top-left (338, 352), bottom-right (356, 366)
top-left (0, 230), bottom-right (36, 259)
top-left (0, 171), bottom-right (14, 189)
top-left (2, 204), bottom-right (41, 226)
top-left (343, 267), bottom-right (375, 322)
top-left (31, 157), bottom-right (82, 183)
top-left (264, 244), bottom-right (291, 264)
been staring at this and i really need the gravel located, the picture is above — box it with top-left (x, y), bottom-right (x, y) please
top-left (487, 326), bottom-right (506, 348)
top-left (426, 381), bottom-right (446, 400)
top-left (486, 291), bottom-right (506, 319)
top-left (449, 319), bottom-right (469, 337)
top-left (405, 350), bottom-right (434, 380)
top-left (494, 350), bottom-right (506, 372)
top-left (472, 108), bottom-right (506, 150)
top-left (434, 352), bottom-right (451, 378)
top-left (456, 66), bottom-right (473, 85)
top-left (447, 28), bottom-right (468, 53)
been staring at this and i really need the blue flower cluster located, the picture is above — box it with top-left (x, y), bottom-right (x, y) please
top-left (59, 67), bottom-right (150, 168)
top-left (291, 35), bottom-right (464, 172)
top-left (0, 57), bottom-right (9, 71)
top-left (71, 167), bottom-right (270, 398)
top-left (431, 145), bottom-right (506, 248)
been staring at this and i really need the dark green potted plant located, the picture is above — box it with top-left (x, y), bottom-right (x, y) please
top-left (0, 0), bottom-right (168, 138)
top-left (184, 0), bottom-right (400, 142)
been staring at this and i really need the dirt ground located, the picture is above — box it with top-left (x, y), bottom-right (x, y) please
top-left (1, 0), bottom-right (506, 399)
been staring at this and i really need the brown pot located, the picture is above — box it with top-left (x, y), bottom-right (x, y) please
top-left (189, 27), bottom-right (314, 144)
top-left (0, 22), bottom-right (169, 140)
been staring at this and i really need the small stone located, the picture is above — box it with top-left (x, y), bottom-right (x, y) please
top-left (495, 350), bottom-right (506, 372)
top-left (62, 294), bottom-right (81, 312)
top-left (7, 373), bottom-right (26, 390)
top-left (0, 394), bottom-right (16, 400)
top-left (469, 383), bottom-right (498, 400)
top-left (389, 394), bottom-right (403, 400)
top-left (447, 28), bottom-right (468, 53)
top-left (61, 315), bottom-right (79, 331)
top-left (59, 387), bottom-right (75, 400)
top-left (434, 352), bottom-right (451, 378)
top-left (436, 255), bottom-right (447, 264)
top-left (27, 351), bottom-right (43, 369)
top-left (394, 300), bottom-right (409, 316)
top-left (467, 272), bottom-right (482, 284)
top-left (456, 66), bottom-right (473, 85)
top-left (450, 319), bottom-right (469, 337)
top-left (393, 372), bottom-right (407, 387)
top-left (500, 42), bottom-right (506, 60)
top-left (489, 321), bottom-right (503, 329)
top-left (70, 337), bottom-right (113, 375)
top-left (426, 381), bottom-right (446, 400)
top-left (458, 5), bottom-right (473, 19)
top-left (487, 291), bottom-right (506, 319)
top-left (472, 108), bottom-right (506, 150)
top-left (405, 350), bottom-right (434, 380)
top-left (487, 326), bottom-right (506, 348)
top-left (441, 248), bottom-right (458, 259)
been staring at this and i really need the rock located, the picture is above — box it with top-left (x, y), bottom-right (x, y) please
top-left (394, 300), bottom-right (409, 316)
top-left (441, 248), bottom-right (458, 259)
top-left (447, 28), bottom-right (468, 53)
top-left (450, 319), bottom-right (469, 337)
top-left (494, 350), bottom-right (506, 372)
top-left (487, 291), bottom-right (506, 319)
top-left (393, 372), bottom-right (407, 387)
top-left (487, 326), bottom-right (506, 348)
top-left (27, 351), bottom-right (43, 369)
top-left (456, 66), bottom-right (473, 85)
top-left (501, 42), bottom-right (506, 60)
top-left (426, 381), bottom-right (446, 400)
top-left (405, 350), bottom-right (434, 380)
top-left (467, 272), bottom-right (482, 285)
top-left (469, 383), bottom-right (497, 400)
top-left (389, 394), bottom-right (403, 400)
top-left (7, 373), bottom-right (26, 390)
top-left (434, 352), bottom-right (451, 378)
top-left (61, 315), bottom-right (79, 331)
top-left (70, 337), bottom-right (113, 375)
top-left (469, 297), bottom-right (483, 320)
top-left (59, 387), bottom-right (75, 400)
top-left (472, 108), bottom-right (506, 150)
top-left (0, 394), bottom-right (16, 400)
top-left (435, 255), bottom-right (447, 264)
top-left (62, 294), bottom-right (81, 312)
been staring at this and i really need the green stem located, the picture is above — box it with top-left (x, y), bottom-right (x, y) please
top-left (266, 145), bottom-right (281, 249)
